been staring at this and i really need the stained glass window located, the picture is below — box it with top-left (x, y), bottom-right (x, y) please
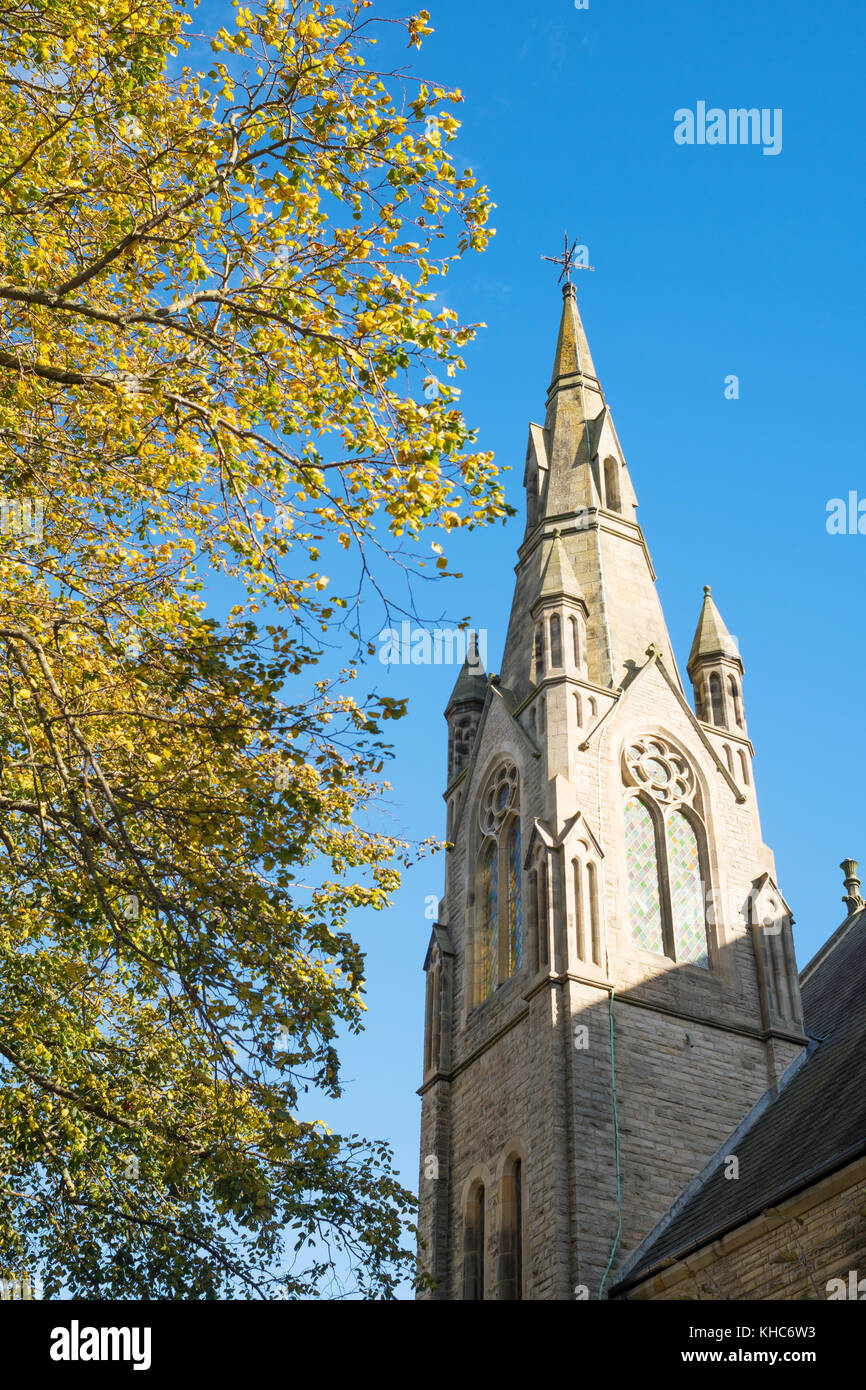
top-left (476, 767), bottom-right (526, 1005)
top-left (507, 819), bottom-right (522, 973)
top-left (667, 810), bottom-right (709, 967)
top-left (625, 797), bottom-right (664, 954)
top-left (481, 839), bottom-right (498, 999)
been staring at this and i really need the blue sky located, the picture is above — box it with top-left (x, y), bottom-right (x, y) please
top-left (195, 0), bottom-right (866, 1287)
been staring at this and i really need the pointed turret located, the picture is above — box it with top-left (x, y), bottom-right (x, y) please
top-left (537, 529), bottom-right (585, 604)
top-left (530, 531), bottom-right (589, 684)
top-left (445, 636), bottom-right (487, 785)
top-left (688, 586), bottom-right (742, 668)
top-left (687, 586), bottom-right (746, 732)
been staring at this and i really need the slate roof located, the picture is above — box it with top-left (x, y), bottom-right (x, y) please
top-left (613, 906), bottom-right (866, 1293)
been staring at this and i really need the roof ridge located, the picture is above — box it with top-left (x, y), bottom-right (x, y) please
top-left (800, 905), bottom-right (866, 985)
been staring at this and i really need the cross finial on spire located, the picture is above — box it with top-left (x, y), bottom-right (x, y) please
top-left (541, 230), bottom-right (594, 289)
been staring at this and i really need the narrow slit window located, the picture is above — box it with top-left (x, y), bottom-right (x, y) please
top-left (709, 672), bottom-right (727, 727)
top-left (604, 457), bottom-right (622, 512)
top-left (569, 615), bottom-right (580, 667)
top-left (587, 860), bottom-right (602, 965)
top-left (549, 613), bottom-right (563, 667)
top-left (729, 676), bottom-right (744, 728)
top-left (534, 625), bottom-right (544, 680)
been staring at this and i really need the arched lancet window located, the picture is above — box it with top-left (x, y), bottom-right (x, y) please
top-left (666, 809), bottom-right (708, 967)
top-left (739, 749), bottom-right (750, 786)
top-left (569, 615), bottom-right (580, 668)
top-left (587, 860), bottom-right (601, 965)
top-left (480, 840), bottom-right (499, 1001)
top-left (624, 796), bottom-right (665, 955)
top-left (424, 965), bottom-right (435, 1072)
top-left (723, 744), bottom-right (734, 774)
top-left (431, 965), bottom-right (442, 1068)
top-left (539, 695), bottom-right (546, 732)
top-left (476, 765), bottom-right (523, 1003)
top-left (574, 692), bottom-right (582, 728)
top-left (549, 613), bottom-right (563, 668)
top-left (623, 738), bottom-right (711, 968)
top-left (424, 947), bottom-right (442, 1073)
top-left (533, 624), bottom-right (544, 681)
top-left (463, 1183), bottom-right (485, 1299)
top-left (709, 672), bottom-right (727, 727)
top-left (573, 851), bottom-right (601, 965)
top-left (604, 456), bottom-right (622, 512)
top-left (507, 819), bottom-right (523, 974)
top-left (729, 676), bottom-right (743, 728)
top-left (534, 853), bottom-right (548, 971)
top-left (514, 1160), bottom-right (523, 1296)
top-left (498, 1156), bottom-right (523, 1300)
top-left (526, 462), bottom-right (539, 530)
top-left (588, 696), bottom-right (598, 719)
top-left (573, 857), bottom-right (585, 960)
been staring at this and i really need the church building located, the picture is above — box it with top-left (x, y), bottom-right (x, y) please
top-left (416, 283), bottom-right (866, 1300)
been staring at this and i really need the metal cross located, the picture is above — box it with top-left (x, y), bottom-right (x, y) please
top-left (541, 230), bottom-right (594, 286)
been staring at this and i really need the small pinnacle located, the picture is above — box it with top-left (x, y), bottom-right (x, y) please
top-left (703, 585), bottom-right (712, 596)
top-left (840, 858), bottom-right (864, 915)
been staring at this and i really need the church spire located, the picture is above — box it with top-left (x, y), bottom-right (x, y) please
top-left (538, 283), bottom-right (609, 525)
top-left (547, 282), bottom-right (599, 401)
top-left (501, 287), bottom-right (679, 698)
top-left (419, 276), bottom-right (803, 1304)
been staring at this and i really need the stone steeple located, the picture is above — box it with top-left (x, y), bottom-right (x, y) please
top-left (417, 285), bottom-right (805, 1304)
top-left (504, 284), bottom-right (678, 700)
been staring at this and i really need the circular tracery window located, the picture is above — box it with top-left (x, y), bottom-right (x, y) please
top-left (479, 762), bottom-right (519, 834)
top-left (624, 738), bottom-right (694, 805)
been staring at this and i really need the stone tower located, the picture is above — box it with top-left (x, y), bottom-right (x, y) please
top-left (416, 284), bottom-right (807, 1301)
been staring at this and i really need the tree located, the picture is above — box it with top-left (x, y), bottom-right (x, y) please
top-left (0, 0), bottom-right (502, 1297)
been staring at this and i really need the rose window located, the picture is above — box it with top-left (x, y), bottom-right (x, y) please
top-left (479, 762), bottom-right (519, 835)
top-left (624, 738), bottom-right (694, 805)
